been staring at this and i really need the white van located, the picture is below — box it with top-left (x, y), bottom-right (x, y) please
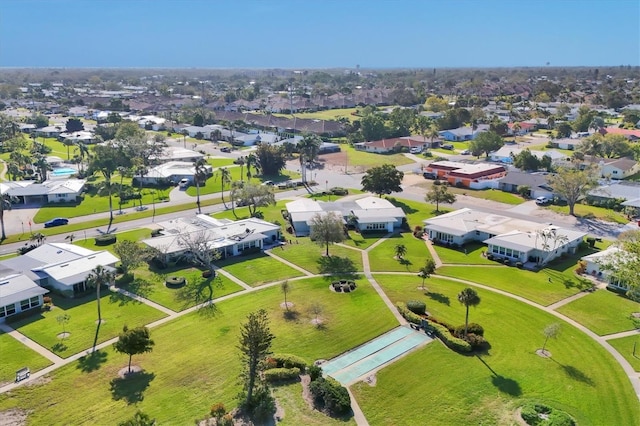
top-left (178, 178), bottom-right (191, 188)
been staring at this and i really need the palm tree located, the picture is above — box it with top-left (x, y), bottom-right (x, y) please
top-left (86, 265), bottom-right (115, 333)
top-left (62, 138), bottom-right (74, 160)
top-left (218, 167), bottom-right (232, 209)
top-left (181, 129), bottom-right (188, 148)
top-left (236, 156), bottom-right (246, 182)
top-left (135, 163), bottom-right (147, 209)
top-left (230, 180), bottom-right (243, 219)
top-left (74, 141), bottom-right (90, 172)
top-left (116, 166), bottom-right (131, 214)
top-left (30, 232), bottom-right (46, 247)
top-left (417, 259), bottom-right (436, 290)
top-left (297, 134), bottom-right (322, 182)
top-left (458, 288), bottom-right (481, 336)
top-left (394, 244), bottom-right (407, 260)
top-left (193, 158), bottom-right (207, 214)
top-left (245, 153), bottom-right (257, 181)
top-left (7, 162), bottom-right (22, 181)
top-left (426, 125), bottom-right (440, 147)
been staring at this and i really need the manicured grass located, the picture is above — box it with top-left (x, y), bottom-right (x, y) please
top-left (8, 292), bottom-right (167, 358)
top-left (341, 231), bottom-right (384, 250)
top-left (367, 233), bottom-right (432, 273)
top-left (556, 290), bottom-right (640, 336)
top-left (0, 331), bottom-right (52, 386)
top-left (272, 381), bottom-right (356, 425)
top-left (211, 200), bottom-right (288, 228)
top-left (338, 145), bottom-right (414, 170)
top-left (185, 168), bottom-right (299, 197)
top-left (308, 188), bottom-right (364, 202)
top-left (125, 266), bottom-right (243, 311)
top-left (73, 229), bottom-right (152, 255)
top-left (608, 335), bottom-right (640, 372)
top-left (216, 252), bottom-right (304, 286)
top-left (275, 238), bottom-right (363, 275)
top-left (359, 275), bottom-right (640, 425)
top-left (547, 204), bottom-right (628, 224)
top-left (433, 241), bottom-right (495, 265)
top-left (527, 143), bottom-right (576, 157)
top-left (436, 257), bottom-right (592, 306)
top-left (386, 196), bottom-right (448, 228)
top-left (286, 108), bottom-right (360, 122)
top-left (450, 187), bottom-right (525, 205)
top-left (0, 277), bottom-right (397, 424)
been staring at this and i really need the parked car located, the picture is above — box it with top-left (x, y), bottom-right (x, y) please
top-left (461, 149), bottom-right (471, 155)
top-left (409, 146), bottom-right (423, 154)
top-left (178, 178), bottom-right (191, 188)
top-left (423, 172), bottom-right (437, 180)
top-left (535, 196), bottom-right (551, 205)
top-left (220, 146), bottom-right (232, 153)
top-left (261, 180), bottom-right (274, 186)
top-left (44, 218), bottom-right (69, 228)
top-left (442, 144), bottom-right (454, 150)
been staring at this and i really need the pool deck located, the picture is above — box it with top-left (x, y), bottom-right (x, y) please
top-left (321, 325), bottom-right (433, 385)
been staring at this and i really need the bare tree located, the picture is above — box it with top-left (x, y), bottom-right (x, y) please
top-left (309, 302), bottom-right (324, 327)
top-left (541, 323), bottom-right (561, 355)
top-left (281, 280), bottom-right (291, 311)
top-left (534, 227), bottom-right (569, 265)
top-left (178, 230), bottom-right (221, 278)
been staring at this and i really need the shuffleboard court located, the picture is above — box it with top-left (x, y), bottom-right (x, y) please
top-left (321, 326), bottom-right (432, 385)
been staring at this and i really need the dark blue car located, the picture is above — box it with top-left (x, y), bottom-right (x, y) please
top-left (44, 218), bottom-right (69, 228)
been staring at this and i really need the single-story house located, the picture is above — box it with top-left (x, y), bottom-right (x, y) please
top-left (59, 130), bottom-right (96, 144)
top-left (0, 271), bottom-right (49, 320)
top-left (138, 161), bottom-right (213, 186)
top-left (423, 161), bottom-right (506, 189)
top-left (35, 125), bottom-right (63, 138)
top-left (490, 146), bottom-right (567, 164)
top-left (355, 135), bottom-right (441, 153)
top-left (553, 138), bottom-right (583, 151)
top-left (18, 123), bottom-right (37, 134)
top-left (588, 181), bottom-right (640, 202)
top-left (318, 142), bottom-right (341, 154)
top-left (0, 243), bottom-right (119, 300)
top-left (141, 215), bottom-right (281, 260)
top-left (439, 124), bottom-right (489, 141)
top-left (498, 171), bottom-right (555, 199)
top-left (0, 179), bottom-right (86, 204)
top-left (151, 146), bottom-right (205, 163)
top-left (600, 157), bottom-right (640, 180)
top-left (599, 127), bottom-right (640, 141)
top-left (423, 208), bottom-right (586, 265)
top-left (285, 196), bottom-right (406, 236)
top-left (581, 246), bottom-right (628, 290)
top-left (507, 122), bottom-right (537, 135)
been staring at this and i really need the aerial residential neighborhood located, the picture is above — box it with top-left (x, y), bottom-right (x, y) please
top-left (0, 1), bottom-right (639, 425)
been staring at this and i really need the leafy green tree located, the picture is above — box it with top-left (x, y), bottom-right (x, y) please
top-left (118, 411), bottom-right (155, 426)
top-left (468, 131), bottom-right (504, 158)
top-left (361, 164), bottom-right (404, 197)
top-left (113, 325), bottom-right (155, 373)
top-left (65, 118), bottom-right (84, 133)
top-left (310, 212), bottom-right (345, 256)
top-left (234, 182), bottom-right (275, 217)
top-left (555, 122), bottom-right (573, 138)
top-left (601, 134), bottom-right (632, 158)
top-left (255, 144), bottom-right (286, 176)
top-left (541, 323), bottom-right (561, 354)
top-left (360, 113), bottom-right (387, 141)
top-left (28, 113), bottom-right (49, 128)
top-left (388, 107), bottom-right (416, 138)
top-left (597, 230), bottom-right (640, 301)
top-left (424, 96), bottom-right (449, 112)
top-left (238, 309), bottom-right (275, 410)
top-left (511, 149), bottom-right (542, 171)
top-left (572, 106), bottom-right (595, 132)
top-left (86, 265), bottom-right (116, 332)
top-left (425, 182), bottom-right (456, 212)
top-left (458, 287), bottom-right (481, 336)
top-left (547, 166), bottom-right (597, 216)
top-left (418, 259), bottom-right (437, 290)
top-left (115, 121), bottom-right (145, 141)
top-left (114, 240), bottom-right (154, 276)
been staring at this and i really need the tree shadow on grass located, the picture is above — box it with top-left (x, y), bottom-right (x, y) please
top-left (549, 358), bottom-right (595, 386)
top-left (317, 256), bottom-right (359, 280)
top-left (426, 291), bottom-right (450, 306)
top-left (476, 355), bottom-right (521, 396)
top-left (110, 371), bottom-right (155, 404)
top-left (544, 269), bottom-right (592, 290)
top-left (112, 278), bottom-right (153, 305)
top-left (283, 309), bottom-right (300, 321)
top-left (399, 258), bottom-right (413, 269)
top-left (51, 342), bottom-right (68, 354)
top-left (77, 350), bottom-right (108, 373)
top-left (176, 275), bottom-right (221, 313)
top-left (386, 197), bottom-right (418, 215)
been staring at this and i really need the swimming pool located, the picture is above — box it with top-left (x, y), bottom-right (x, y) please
top-left (51, 167), bottom-right (77, 176)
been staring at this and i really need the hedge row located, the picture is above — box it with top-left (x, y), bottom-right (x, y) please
top-left (430, 322), bottom-right (472, 353)
top-left (264, 367), bottom-right (301, 383)
top-left (95, 234), bottom-right (116, 246)
top-left (270, 354), bottom-right (307, 371)
top-left (395, 302), bottom-right (422, 325)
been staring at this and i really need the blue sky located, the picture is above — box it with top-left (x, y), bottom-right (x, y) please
top-left (1, 0), bottom-right (638, 68)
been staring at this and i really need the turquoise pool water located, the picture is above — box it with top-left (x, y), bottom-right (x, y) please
top-left (51, 167), bottom-right (77, 176)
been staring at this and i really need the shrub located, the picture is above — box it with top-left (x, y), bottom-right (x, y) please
top-left (586, 237), bottom-right (596, 247)
top-left (18, 244), bottom-right (38, 255)
top-left (210, 402), bottom-right (226, 418)
top-left (271, 354), bottom-right (307, 371)
top-left (165, 276), bottom-right (186, 287)
top-left (308, 364), bottom-right (322, 381)
top-left (330, 187), bottom-right (348, 196)
top-left (202, 270), bottom-right (213, 278)
top-left (463, 333), bottom-right (487, 349)
top-left (264, 367), bottom-right (301, 382)
top-left (520, 402), bottom-right (575, 426)
top-left (43, 296), bottom-right (52, 304)
top-left (486, 253), bottom-right (494, 261)
top-left (427, 315), bottom-right (455, 332)
top-left (94, 234), bottom-right (116, 246)
top-left (309, 377), bottom-right (351, 415)
top-left (396, 302), bottom-right (422, 325)
top-left (455, 323), bottom-right (484, 337)
top-left (430, 322), bottom-right (472, 353)
top-left (413, 225), bottom-right (423, 234)
top-left (406, 300), bottom-right (427, 315)
top-left (414, 230), bottom-right (424, 239)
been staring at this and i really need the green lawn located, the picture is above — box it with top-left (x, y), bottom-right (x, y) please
top-left (0, 277), bottom-right (397, 425)
top-left (73, 229), bottom-right (152, 255)
top-left (125, 266), bottom-right (244, 311)
top-left (547, 204), bottom-right (629, 224)
top-left (358, 275), bottom-right (640, 425)
top-left (341, 230), bottom-right (384, 250)
top-left (185, 168), bottom-right (298, 197)
top-left (275, 238), bottom-right (363, 275)
top-left (216, 252), bottom-right (304, 286)
top-left (286, 108), bottom-right (360, 122)
top-left (367, 233), bottom-right (432, 273)
top-left (450, 187), bottom-right (525, 205)
top-left (8, 292), bottom-right (167, 358)
top-left (436, 257), bottom-right (592, 306)
top-left (340, 145), bottom-right (414, 170)
top-left (385, 196), bottom-right (448, 228)
top-left (608, 335), bottom-right (640, 372)
top-left (272, 381), bottom-right (356, 425)
top-left (433, 241), bottom-right (495, 265)
top-left (0, 331), bottom-right (52, 386)
top-left (556, 290), bottom-right (640, 336)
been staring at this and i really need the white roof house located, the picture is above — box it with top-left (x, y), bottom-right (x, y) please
top-left (59, 130), bottom-right (96, 144)
top-left (581, 246), bottom-right (628, 290)
top-left (1, 179), bottom-right (85, 204)
top-left (141, 214), bottom-right (281, 259)
top-left (0, 243), bottom-right (118, 299)
top-left (285, 196), bottom-right (406, 236)
top-left (423, 208), bottom-right (586, 265)
top-left (140, 162), bottom-right (213, 185)
top-left (151, 146), bottom-right (205, 163)
top-left (0, 273), bottom-right (49, 320)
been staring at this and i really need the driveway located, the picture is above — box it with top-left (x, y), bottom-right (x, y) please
top-left (2, 204), bottom-right (42, 237)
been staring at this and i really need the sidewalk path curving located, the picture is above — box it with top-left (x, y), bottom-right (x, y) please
top-left (0, 322), bottom-right (63, 364)
top-left (264, 249), bottom-right (314, 276)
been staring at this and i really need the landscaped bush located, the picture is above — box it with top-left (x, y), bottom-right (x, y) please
top-left (486, 253), bottom-right (494, 261)
top-left (426, 315), bottom-right (455, 333)
top-left (309, 377), bottom-right (351, 416)
top-left (271, 354), bottom-right (307, 371)
top-left (94, 234), bottom-right (116, 246)
top-left (308, 364), bottom-right (322, 381)
top-left (330, 187), bottom-right (348, 196)
top-left (396, 302), bottom-right (422, 325)
top-left (414, 230), bottom-right (424, 239)
top-left (430, 322), bottom-right (472, 353)
top-left (165, 276), bottom-right (186, 288)
top-left (520, 402), bottom-right (575, 426)
top-left (17, 244), bottom-right (38, 255)
top-left (263, 367), bottom-right (301, 383)
top-left (202, 270), bottom-right (213, 278)
top-left (463, 333), bottom-right (487, 349)
top-left (454, 323), bottom-right (484, 336)
top-left (406, 300), bottom-right (427, 315)
top-left (586, 237), bottom-right (596, 247)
